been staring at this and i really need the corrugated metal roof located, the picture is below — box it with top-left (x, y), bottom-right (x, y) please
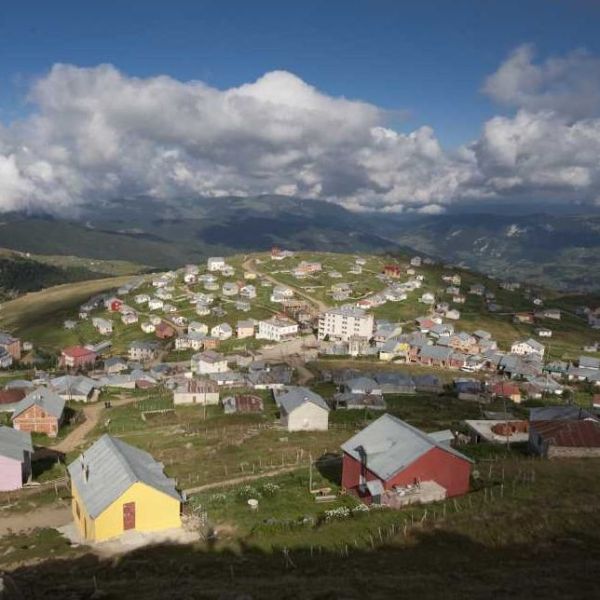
top-left (67, 434), bottom-right (181, 519)
top-left (340, 414), bottom-right (472, 481)
top-left (532, 420), bottom-right (600, 448)
top-left (0, 425), bottom-right (33, 461)
top-left (529, 406), bottom-right (596, 422)
top-left (11, 387), bottom-right (65, 420)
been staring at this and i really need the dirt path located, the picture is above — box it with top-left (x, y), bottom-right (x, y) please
top-left (183, 464), bottom-right (303, 496)
top-left (51, 394), bottom-right (138, 454)
top-left (242, 258), bottom-right (329, 312)
top-left (0, 503), bottom-right (72, 536)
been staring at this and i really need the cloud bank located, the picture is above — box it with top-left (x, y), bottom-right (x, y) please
top-left (1, 44), bottom-right (600, 214)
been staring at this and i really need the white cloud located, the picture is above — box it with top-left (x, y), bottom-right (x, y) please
top-left (0, 50), bottom-right (599, 214)
top-left (483, 44), bottom-right (600, 119)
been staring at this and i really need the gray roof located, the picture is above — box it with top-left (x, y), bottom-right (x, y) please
top-left (341, 414), bottom-right (472, 481)
top-left (12, 387), bottom-right (65, 420)
top-left (277, 386), bottom-right (329, 414)
top-left (529, 406), bottom-right (596, 422)
top-left (0, 425), bottom-right (33, 461)
top-left (420, 345), bottom-right (453, 361)
top-left (67, 434), bottom-right (181, 519)
top-left (579, 356), bottom-right (600, 370)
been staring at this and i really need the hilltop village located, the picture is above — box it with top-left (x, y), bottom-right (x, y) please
top-left (0, 248), bottom-right (600, 581)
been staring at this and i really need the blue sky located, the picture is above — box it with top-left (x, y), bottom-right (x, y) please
top-left (1, 0), bottom-right (600, 146)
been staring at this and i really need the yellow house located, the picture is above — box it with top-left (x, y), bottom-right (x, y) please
top-left (67, 434), bottom-right (182, 542)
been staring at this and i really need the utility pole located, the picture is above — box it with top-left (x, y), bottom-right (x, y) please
top-left (308, 452), bottom-right (313, 492)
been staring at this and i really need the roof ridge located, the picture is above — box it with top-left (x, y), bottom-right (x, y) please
top-left (102, 434), bottom-right (139, 484)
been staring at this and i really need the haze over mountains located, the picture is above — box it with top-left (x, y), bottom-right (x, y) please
top-left (2, 196), bottom-right (600, 292)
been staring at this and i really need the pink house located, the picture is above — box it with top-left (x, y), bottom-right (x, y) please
top-left (0, 426), bottom-right (33, 491)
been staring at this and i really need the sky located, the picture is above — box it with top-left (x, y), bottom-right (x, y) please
top-left (1, 0), bottom-right (600, 215)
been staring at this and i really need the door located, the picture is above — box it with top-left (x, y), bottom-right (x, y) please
top-left (123, 502), bottom-right (136, 530)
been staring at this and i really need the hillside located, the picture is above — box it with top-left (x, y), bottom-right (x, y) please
top-left (1, 197), bottom-right (599, 292)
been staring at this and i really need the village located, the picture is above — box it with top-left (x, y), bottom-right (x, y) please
top-left (0, 248), bottom-right (600, 575)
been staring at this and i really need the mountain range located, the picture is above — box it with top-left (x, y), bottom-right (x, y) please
top-left (1, 195), bottom-right (599, 292)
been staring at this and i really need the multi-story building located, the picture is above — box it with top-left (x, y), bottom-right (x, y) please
top-left (256, 317), bottom-right (299, 342)
top-left (318, 307), bottom-right (374, 342)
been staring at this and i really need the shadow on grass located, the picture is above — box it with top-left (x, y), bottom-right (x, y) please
top-left (5, 526), bottom-right (600, 599)
top-left (315, 453), bottom-right (342, 487)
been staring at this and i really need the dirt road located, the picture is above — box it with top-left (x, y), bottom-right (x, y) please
top-left (0, 503), bottom-right (72, 536)
top-left (51, 394), bottom-right (138, 454)
top-left (242, 258), bottom-right (329, 312)
top-left (183, 464), bottom-right (304, 496)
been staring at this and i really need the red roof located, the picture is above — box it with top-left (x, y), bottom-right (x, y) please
top-left (62, 346), bottom-right (96, 358)
top-left (0, 389), bottom-right (26, 405)
top-left (533, 420), bottom-right (600, 448)
top-left (490, 382), bottom-right (521, 396)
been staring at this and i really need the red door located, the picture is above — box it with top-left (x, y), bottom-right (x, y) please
top-left (123, 502), bottom-right (136, 530)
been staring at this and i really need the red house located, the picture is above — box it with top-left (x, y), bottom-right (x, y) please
top-left (382, 265), bottom-right (402, 278)
top-left (106, 298), bottom-right (124, 312)
top-left (61, 346), bottom-right (97, 369)
top-left (341, 414), bottom-right (472, 504)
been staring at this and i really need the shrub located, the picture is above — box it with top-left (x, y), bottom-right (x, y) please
top-left (237, 485), bottom-right (261, 500)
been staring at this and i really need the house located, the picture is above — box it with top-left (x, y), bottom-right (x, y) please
top-left (270, 285), bottom-right (294, 303)
top-left (104, 357), bottom-right (128, 375)
top-left (511, 338), bottom-right (545, 359)
top-left (536, 328), bottom-right (552, 338)
top-left (173, 379), bottom-right (219, 406)
top-left (382, 265), bottom-right (402, 278)
top-left (318, 306), bottom-right (374, 342)
top-left (420, 292), bottom-right (435, 305)
top-left (276, 387), bottom-right (329, 432)
top-left (256, 316), bottom-right (299, 342)
top-left (192, 351), bottom-right (228, 375)
top-left (293, 261), bottom-right (322, 278)
top-left (134, 294), bottom-right (150, 305)
top-left (148, 298), bottom-right (164, 311)
top-left (271, 247), bottom-right (294, 260)
top-left (211, 323), bottom-right (233, 341)
top-left (11, 388), bottom-right (65, 437)
top-left (237, 320), bottom-right (255, 339)
top-left (0, 332), bottom-right (21, 360)
top-left (222, 282), bottom-right (239, 296)
top-left (51, 375), bottom-right (98, 403)
top-left (92, 318), bottom-right (113, 335)
top-left (0, 348), bottom-right (13, 369)
top-left (209, 371), bottom-right (247, 387)
top-left (240, 284), bottom-right (257, 299)
top-left (68, 435), bottom-right (182, 542)
top-left (489, 381), bottom-right (522, 403)
top-left (410, 256), bottom-right (422, 267)
top-left (469, 283), bottom-right (485, 296)
top-left (343, 376), bottom-right (382, 396)
top-left (418, 345), bottom-right (453, 368)
top-left (579, 356), bottom-right (600, 371)
top-left (105, 297), bottom-right (123, 312)
top-left (155, 322), bottom-right (175, 340)
top-left (61, 346), bottom-right (97, 370)
top-left (188, 321), bottom-right (208, 336)
top-left (64, 320), bottom-right (77, 330)
top-left (529, 420), bottom-right (600, 458)
top-left (140, 322), bottom-right (156, 334)
top-left (341, 414), bottom-right (472, 505)
top-left (128, 341), bottom-right (159, 362)
top-left (0, 426), bottom-right (33, 491)
top-left (222, 394), bottom-right (264, 414)
top-left (513, 312), bottom-right (534, 324)
top-left (207, 257), bottom-right (226, 272)
top-left (121, 311), bottom-right (139, 325)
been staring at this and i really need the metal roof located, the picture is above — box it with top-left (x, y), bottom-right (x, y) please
top-left (67, 434), bottom-right (181, 519)
top-left (11, 387), bottom-right (65, 420)
top-left (340, 414), bottom-right (472, 481)
top-left (0, 425), bottom-right (33, 461)
top-left (532, 420), bottom-right (600, 448)
top-left (277, 386), bottom-right (329, 414)
top-left (529, 406), bottom-right (596, 422)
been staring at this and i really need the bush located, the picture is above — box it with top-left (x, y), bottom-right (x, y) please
top-left (237, 485), bottom-right (261, 501)
top-left (260, 482), bottom-right (281, 497)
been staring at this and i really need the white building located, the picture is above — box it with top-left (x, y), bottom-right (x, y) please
top-left (511, 338), bottom-right (545, 359)
top-left (92, 317), bottom-right (113, 335)
top-left (211, 323), bottom-right (233, 340)
top-left (191, 351), bottom-right (229, 375)
top-left (277, 387), bottom-right (329, 432)
top-left (207, 257), bottom-right (226, 272)
top-left (188, 321), bottom-right (208, 335)
top-left (318, 307), bottom-right (374, 342)
top-left (256, 317), bottom-right (299, 342)
top-left (173, 379), bottom-right (219, 406)
top-left (148, 298), bottom-right (164, 311)
top-left (140, 322), bottom-right (156, 334)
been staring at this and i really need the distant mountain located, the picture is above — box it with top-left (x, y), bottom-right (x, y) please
top-left (389, 213), bottom-right (600, 292)
top-left (1, 196), bottom-right (599, 291)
